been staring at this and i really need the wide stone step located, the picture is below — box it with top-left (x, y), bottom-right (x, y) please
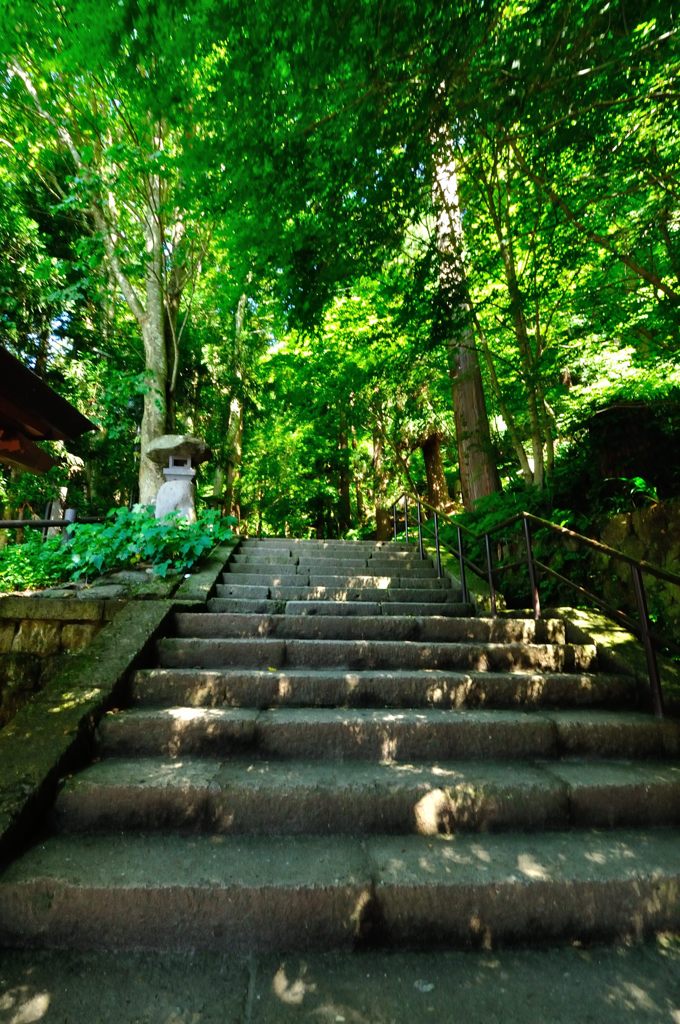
top-left (204, 598), bottom-right (475, 617)
top-left (282, 600), bottom-right (475, 617)
top-left (226, 562), bottom-right (301, 576)
top-left (381, 601), bottom-right (473, 616)
top-left (218, 574), bottom-right (451, 590)
top-left (172, 613), bottom-right (567, 645)
top-left (53, 756), bottom-right (680, 836)
top-left (238, 541), bottom-right (411, 553)
top-left (131, 666), bottom-right (639, 710)
top-left (1, 828), bottom-right (678, 951)
top-left (157, 636), bottom-right (597, 673)
top-left (230, 551), bottom-right (435, 564)
top-left (213, 584), bottom-right (461, 603)
top-left (96, 707), bottom-right (678, 760)
top-left (293, 560), bottom-right (438, 574)
top-left (206, 598), bottom-right (288, 614)
top-left (226, 562), bottom-right (440, 578)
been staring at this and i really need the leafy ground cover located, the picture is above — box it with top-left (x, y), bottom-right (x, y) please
top-left (0, 507), bottom-right (235, 593)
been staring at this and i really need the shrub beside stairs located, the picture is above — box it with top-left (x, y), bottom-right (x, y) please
top-left (0, 537), bottom-right (679, 952)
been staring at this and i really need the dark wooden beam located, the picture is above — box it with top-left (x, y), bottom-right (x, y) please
top-left (0, 349), bottom-right (96, 441)
top-left (0, 429), bottom-right (58, 473)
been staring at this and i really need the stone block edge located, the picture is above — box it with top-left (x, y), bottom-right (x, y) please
top-left (0, 599), bottom-right (174, 865)
top-left (172, 540), bottom-right (239, 602)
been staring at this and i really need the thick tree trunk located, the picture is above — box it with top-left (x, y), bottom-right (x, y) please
top-left (421, 434), bottom-right (450, 508)
top-left (434, 156), bottom-right (501, 510)
top-left (337, 429), bottom-right (352, 533)
top-left (371, 431), bottom-right (392, 540)
top-left (138, 177), bottom-right (170, 506)
top-left (223, 398), bottom-right (244, 516)
top-left (351, 427), bottom-right (364, 524)
top-left (139, 307), bottom-right (168, 505)
top-left (449, 331), bottom-right (501, 507)
top-left (164, 293), bottom-right (180, 433)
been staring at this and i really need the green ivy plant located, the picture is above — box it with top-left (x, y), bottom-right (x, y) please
top-left (0, 530), bottom-right (66, 592)
top-left (67, 505), bottom-right (235, 579)
top-left (0, 506), bottom-right (235, 591)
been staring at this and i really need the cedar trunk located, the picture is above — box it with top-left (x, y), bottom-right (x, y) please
top-left (435, 157), bottom-right (501, 509)
top-left (421, 434), bottom-right (450, 508)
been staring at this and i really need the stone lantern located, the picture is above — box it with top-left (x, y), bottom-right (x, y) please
top-left (145, 435), bottom-right (211, 522)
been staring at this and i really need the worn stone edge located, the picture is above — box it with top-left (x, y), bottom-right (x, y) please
top-left (172, 539), bottom-right (239, 604)
top-left (0, 597), bottom-right (123, 622)
top-left (0, 600), bottom-right (174, 864)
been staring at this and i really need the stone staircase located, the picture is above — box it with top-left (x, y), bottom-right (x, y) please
top-left (0, 537), bottom-right (679, 953)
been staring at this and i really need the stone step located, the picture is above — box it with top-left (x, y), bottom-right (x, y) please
top-left (206, 598), bottom-right (288, 614)
top-left (293, 560), bottom-right (437, 574)
top-left (1, 828), bottom-right (678, 951)
top-left (226, 562), bottom-right (440, 578)
top-left (233, 549), bottom-right (419, 562)
top-left (96, 707), bottom-right (678, 760)
top-left (226, 562), bottom-right (301, 576)
top-left (53, 756), bottom-right (680, 836)
top-left (218, 574), bottom-right (451, 590)
top-left (214, 585), bottom-right (463, 603)
top-left (157, 637), bottom-right (597, 673)
top-left (238, 540), bottom-right (411, 553)
top-left (380, 602), bottom-right (474, 616)
top-left (205, 598), bottom-right (474, 617)
top-left (131, 666), bottom-right (638, 711)
top-left (282, 600), bottom-right (476, 617)
top-left (230, 554), bottom-right (435, 569)
top-left (173, 613), bottom-right (567, 645)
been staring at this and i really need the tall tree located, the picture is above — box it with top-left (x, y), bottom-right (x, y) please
top-left (1, 1), bottom-right (211, 500)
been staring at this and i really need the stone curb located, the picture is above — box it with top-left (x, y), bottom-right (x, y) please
top-left (0, 596), bottom-right (122, 623)
top-left (0, 538), bottom-right (239, 862)
top-left (172, 540), bottom-right (239, 604)
top-left (0, 600), bottom-right (174, 864)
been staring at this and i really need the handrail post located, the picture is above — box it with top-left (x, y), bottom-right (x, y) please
top-left (456, 526), bottom-right (469, 605)
top-left (392, 503), bottom-right (397, 541)
top-left (416, 501), bottom-right (425, 560)
top-left (433, 511), bottom-right (443, 578)
top-left (522, 516), bottom-right (541, 621)
top-left (631, 565), bottom-right (664, 718)
top-left (403, 496), bottom-right (409, 543)
top-left (484, 532), bottom-right (497, 616)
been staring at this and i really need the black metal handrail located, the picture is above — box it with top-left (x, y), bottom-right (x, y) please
top-left (390, 492), bottom-right (680, 718)
top-left (0, 514), bottom-right (104, 531)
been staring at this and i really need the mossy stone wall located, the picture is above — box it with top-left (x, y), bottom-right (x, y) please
top-left (0, 598), bottom-right (123, 728)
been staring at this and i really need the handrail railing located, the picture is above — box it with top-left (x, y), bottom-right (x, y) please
top-left (0, 517), bottom-right (103, 529)
top-left (390, 492), bottom-right (680, 718)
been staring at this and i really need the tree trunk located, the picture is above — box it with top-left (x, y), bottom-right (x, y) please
top-left (337, 429), bottom-right (352, 533)
top-left (351, 427), bottom-right (364, 524)
top-left (421, 434), bottom-right (450, 508)
top-left (476, 320), bottom-right (534, 484)
top-left (434, 156), bottom-right (501, 510)
top-left (139, 311), bottom-right (168, 505)
top-left (138, 176), bottom-right (170, 506)
top-left (164, 292), bottom-right (180, 433)
top-left (478, 155), bottom-right (548, 487)
top-left (371, 431), bottom-right (392, 540)
top-left (449, 332), bottom-right (501, 507)
top-left (223, 398), bottom-right (244, 516)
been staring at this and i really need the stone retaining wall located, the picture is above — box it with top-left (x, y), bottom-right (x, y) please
top-left (599, 498), bottom-right (680, 635)
top-left (0, 597), bottom-right (124, 727)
